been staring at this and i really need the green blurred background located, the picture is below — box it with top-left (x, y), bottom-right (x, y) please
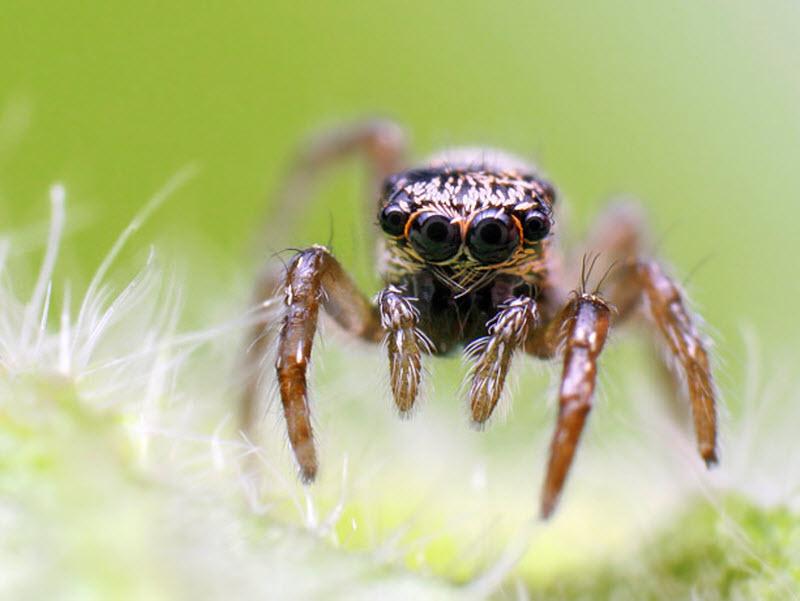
top-left (2, 1), bottom-right (799, 351)
top-left (2, 2), bottom-right (800, 597)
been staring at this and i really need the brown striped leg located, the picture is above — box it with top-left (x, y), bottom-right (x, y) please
top-left (467, 296), bottom-right (539, 425)
top-left (275, 246), bottom-right (383, 482)
top-left (244, 120), bottom-right (405, 455)
top-left (540, 293), bottom-right (611, 519)
top-left (564, 204), bottom-right (719, 467)
top-left (266, 120), bottom-right (407, 248)
top-left (376, 285), bottom-right (431, 415)
top-left (289, 119), bottom-right (406, 185)
top-left (635, 260), bottom-right (717, 465)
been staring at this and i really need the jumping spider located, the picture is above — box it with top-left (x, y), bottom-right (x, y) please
top-left (241, 120), bottom-right (717, 518)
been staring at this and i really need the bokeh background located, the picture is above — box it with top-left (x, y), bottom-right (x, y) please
top-left (3, 1), bottom-right (799, 343)
top-left (2, 2), bottom-right (799, 599)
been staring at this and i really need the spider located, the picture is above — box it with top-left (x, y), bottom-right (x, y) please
top-left (241, 120), bottom-right (718, 518)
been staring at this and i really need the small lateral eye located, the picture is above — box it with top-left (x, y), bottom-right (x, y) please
top-left (522, 210), bottom-right (551, 242)
top-left (379, 204), bottom-right (409, 237)
top-left (466, 209), bottom-right (520, 264)
top-left (408, 212), bottom-right (461, 262)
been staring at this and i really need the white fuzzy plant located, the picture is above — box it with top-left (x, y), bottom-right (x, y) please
top-left (1, 173), bottom-right (798, 600)
top-left (2, 173), bottom-right (527, 600)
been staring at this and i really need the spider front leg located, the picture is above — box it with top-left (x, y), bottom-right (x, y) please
top-left (535, 292), bottom-right (612, 519)
top-left (274, 246), bottom-right (383, 481)
top-left (241, 119), bottom-right (407, 440)
top-left (467, 297), bottom-right (539, 424)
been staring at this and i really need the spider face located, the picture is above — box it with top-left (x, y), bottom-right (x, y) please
top-left (378, 161), bottom-right (555, 291)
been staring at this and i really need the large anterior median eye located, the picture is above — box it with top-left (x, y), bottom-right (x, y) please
top-left (408, 212), bottom-right (461, 262)
top-left (466, 209), bottom-right (521, 264)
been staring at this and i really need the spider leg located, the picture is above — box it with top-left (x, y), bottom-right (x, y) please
top-left (242, 119), bottom-right (406, 438)
top-left (274, 246), bottom-right (383, 482)
top-left (290, 118), bottom-right (407, 184)
top-left (537, 293), bottom-right (611, 518)
top-left (634, 260), bottom-right (717, 465)
top-left (265, 119), bottom-right (407, 248)
top-left (467, 296), bottom-right (538, 424)
top-left (573, 204), bottom-right (718, 465)
top-left (376, 285), bottom-right (430, 414)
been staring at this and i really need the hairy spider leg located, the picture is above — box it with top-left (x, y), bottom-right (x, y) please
top-left (241, 120), bottom-right (407, 440)
top-left (265, 119), bottom-right (407, 249)
top-left (634, 260), bottom-right (718, 465)
top-left (377, 285), bottom-right (429, 415)
top-left (467, 296), bottom-right (539, 424)
top-left (536, 293), bottom-right (611, 518)
top-left (530, 204), bottom-right (718, 518)
top-left (576, 204), bottom-right (718, 466)
top-left (275, 246), bottom-right (384, 481)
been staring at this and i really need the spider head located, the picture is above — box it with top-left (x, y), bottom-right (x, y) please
top-left (377, 150), bottom-right (555, 289)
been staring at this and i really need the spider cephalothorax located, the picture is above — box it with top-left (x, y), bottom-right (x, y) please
top-left (241, 121), bottom-right (718, 518)
top-left (377, 156), bottom-right (555, 294)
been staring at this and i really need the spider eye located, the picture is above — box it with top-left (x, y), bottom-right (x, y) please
top-left (466, 209), bottom-right (520, 264)
top-left (522, 210), bottom-right (551, 242)
top-left (379, 204), bottom-right (409, 237)
top-left (408, 212), bottom-right (461, 262)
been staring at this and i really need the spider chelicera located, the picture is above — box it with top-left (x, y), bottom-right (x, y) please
top-left (241, 120), bottom-right (718, 518)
